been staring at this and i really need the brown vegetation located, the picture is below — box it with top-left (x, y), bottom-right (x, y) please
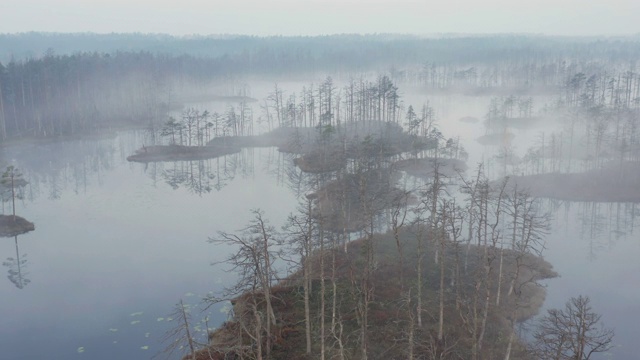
top-left (126, 144), bottom-right (241, 162)
top-left (194, 226), bottom-right (556, 360)
top-left (0, 215), bottom-right (35, 237)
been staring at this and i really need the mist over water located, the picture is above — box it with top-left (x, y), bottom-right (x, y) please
top-left (0, 133), bottom-right (300, 359)
top-left (0, 84), bottom-right (637, 358)
top-left (0, 33), bottom-right (639, 359)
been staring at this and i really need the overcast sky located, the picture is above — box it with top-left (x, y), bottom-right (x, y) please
top-left (2, 0), bottom-right (639, 36)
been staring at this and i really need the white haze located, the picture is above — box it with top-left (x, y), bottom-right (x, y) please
top-left (2, 0), bottom-right (639, 36)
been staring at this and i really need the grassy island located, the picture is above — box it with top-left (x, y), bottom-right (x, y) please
top-left (0, 215), bottom-right (35, 237)
top-left (195, 226), bottom-right (556, 360)
top-left (126, 144), bottom-right (241, 163)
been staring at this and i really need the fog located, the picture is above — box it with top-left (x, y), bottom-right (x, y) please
top-left (2, 0), bottom-right (640, 35)
top-left (1, 31), bottom-right (639, 360)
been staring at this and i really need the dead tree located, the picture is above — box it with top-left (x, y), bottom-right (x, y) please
top-left (530, 295), bottom-right (614, 360)
top-left (209, 209), bottom-right (282, 359)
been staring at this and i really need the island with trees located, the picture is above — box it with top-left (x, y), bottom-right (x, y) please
top-left (1, 32), bottom-right (632, 359)
top-left (0, 166), bottom-right (34, 237)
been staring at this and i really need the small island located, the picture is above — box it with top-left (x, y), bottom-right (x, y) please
top-left (503, 161), bottom-right (640, 202)
top-left (127, 111), bottom-right (456, 176)
top-left (0, 166), bottom-right (34, 237)
top-left (126, 144), bottom-right (242, 163)
top-left (0, 215), bottom-right (35, 237)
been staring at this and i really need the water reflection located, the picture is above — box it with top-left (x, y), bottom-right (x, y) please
top-left (134, 146), bottom-right (319, 197)
top-left (3, 235), bottom-right (30, 289)
top-left (533, 199), bottom-right (640, 360)
top-left (138, 149), bottom-right (260, 194)
top-left (0, 127), bottom-right (637, 359)
top-left (0, 179), bottom-right (26, 213)
top-left (0, 136), bottom-right (118, 202)
top-left (544, 200), bottom-right (639, 259)
top-left (162, 161), bottom-right (215, 194)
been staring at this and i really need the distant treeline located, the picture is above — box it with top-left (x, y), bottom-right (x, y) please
top-left (2, 32), bottom-right (640, 67)
top-left (0, 51), bottom-right (174, 139)
top-left (1, 33), bottom-right (640, 142)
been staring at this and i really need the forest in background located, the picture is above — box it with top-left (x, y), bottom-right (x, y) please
top-left (0, 32), bottom-right (635, 359)
top-left (1, 33), bottom-right (640, 142)
top-left (3, 33), bottom-right (640, 66)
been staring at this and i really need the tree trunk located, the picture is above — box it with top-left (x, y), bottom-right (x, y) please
top-left (180, 300), bottom-right (196, 359)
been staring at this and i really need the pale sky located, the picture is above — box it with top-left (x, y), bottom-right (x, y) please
top-left (2, 0), bottom-right (639, 36)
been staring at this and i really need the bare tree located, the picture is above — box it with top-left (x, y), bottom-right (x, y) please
top-left (158, 300), bottom-right (199, 360)
top-left (283, 196), bottom-right (316, 355)
top-left (389, 188), bottom-right (410, 282)
top-left (400, 289), bottom-right (416, 360)
top-left (530, 295), bottom-right (614, 360)
top-left (502, 185), bottom-right (550, 360)
top-left (209, 209), bottom-right (282, 359)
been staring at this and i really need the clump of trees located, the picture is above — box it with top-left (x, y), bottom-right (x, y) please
top-left (159, 104), bottom-right (255, 147)
top-left (516, 68), bottom-right (640, 175)
top-left (0, 52), bottom-right (174, 140)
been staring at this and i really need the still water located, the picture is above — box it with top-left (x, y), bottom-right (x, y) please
top-left (0, 128), bottom-right (638, 359)
top-left (0, 132), bottom-right (299, 359)
top-left (541, 200), bottom-right (640, 360)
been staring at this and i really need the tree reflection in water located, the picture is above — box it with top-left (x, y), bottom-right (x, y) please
top-left (543, 199), bottom-right (640, 260)
top-left (2, 136), bottom-right (117, 202)
top-left (3, 235), bottom-right (30, 289)
top-left (153, 150), bottom-right (259, 195)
